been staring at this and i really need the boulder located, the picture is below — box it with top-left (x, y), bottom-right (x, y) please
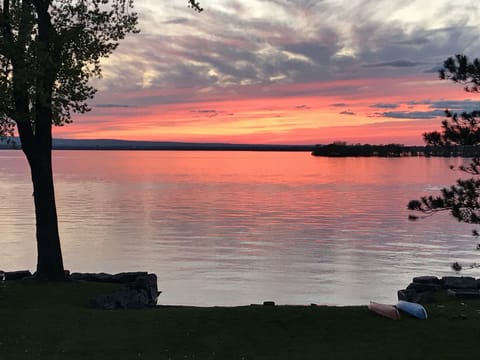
top-left (412, 291), bottom-right (435, 304)
top-left (442, 276), bottom-right (478, 289)
top-left (90, 273), bottom-right (160, 310)
top-left (111, 272), bottom-right (149, 284)
top-left (5, 270), bottom-right (32, 280)
top-left (70, 271), bottom-right (149, 283)
top-left (407, 282), bottom-right (441, 292)
top-left (447, 289), bottom-right (480, 300)
top-left (90, 288), bottom-right (148, 310)
top-left (397, 289), bottom-right (416, 302)
top-left (132, 273), bottom-right (159, 303)
top-left (397, 289), bottom-right (435, 304)
top-left (412, 276), bottom-right (441, 285)
top-left (70, 272), bottom-right (113, 282)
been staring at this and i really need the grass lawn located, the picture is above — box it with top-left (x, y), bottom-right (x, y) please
top-left (1, 280), bottom-right (480, 359)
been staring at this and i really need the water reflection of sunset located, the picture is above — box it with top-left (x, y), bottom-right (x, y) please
top-left (1, 151), bottom-right (475, 306)
top-left (52, 150), bottom-right (467, 186)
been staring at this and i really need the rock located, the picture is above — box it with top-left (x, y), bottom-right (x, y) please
top-left (407, 282), bottom-right (441, 292)
top-left (70, 271), bottom-right (149, 284)
top-left (70, 272), bottom-right (112, 282)
top-left (90, 288), bottom-right (149, 310)
top-left (398, 288), bottom-right (435, 304)
top-left (5, 270), bottom-right (32, 280)
top-left (111, 272), bottom-right (149, 284)
top-left (397, 289), bottom-right (416, 302)
top-left (412, 291), bottom-right (435, 304)
top-left (89, 273), bottom-right (160, 310)
top-left (447, 289), bottom-right (480, 300)
top-left (442, 276), bottom-right (478, 289)
top-left (132, 274), bottom-right (159, 303)
top-left (412, 276), bottom-right (441, 285)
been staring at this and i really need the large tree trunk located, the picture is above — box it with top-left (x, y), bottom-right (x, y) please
top-left (26, 144), bottom-right (65, 281)
top-left (4, 0), bottom-right (66, 281)
top-left (26, 0), bottom-right (65, 280)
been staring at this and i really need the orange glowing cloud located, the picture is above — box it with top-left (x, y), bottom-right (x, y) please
top-left (52, 74), bottom-right (478, 145)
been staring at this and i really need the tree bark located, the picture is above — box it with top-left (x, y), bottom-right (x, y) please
top-left (22, 0), bottom-right (66, 281)
top-left (24, 143), bottom-right (65, 281)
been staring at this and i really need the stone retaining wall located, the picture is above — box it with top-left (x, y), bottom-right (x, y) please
top-left (0, 270), bottom-right (161, 310)
top-left (398, 276), bottom-right (480, 304)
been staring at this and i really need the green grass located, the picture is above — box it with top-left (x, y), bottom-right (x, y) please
top-left (1, 281), bottom-right (480, 359)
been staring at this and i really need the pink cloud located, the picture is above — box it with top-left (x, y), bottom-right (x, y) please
top-left (52, 73), bottom-right (477, 145)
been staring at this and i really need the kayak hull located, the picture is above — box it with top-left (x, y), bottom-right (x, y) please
top-left (396, 300), bottom-right (428, 319)
top-left (368, 301), bottom-right (401, 320)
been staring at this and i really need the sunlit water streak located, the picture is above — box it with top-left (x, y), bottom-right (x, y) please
top-left (0, 150), bottom-right (477, 306)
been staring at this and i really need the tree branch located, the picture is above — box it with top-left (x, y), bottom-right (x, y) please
top-left (188, 0), bottom-right (203, 12)
top-left (0, 0), bottom-right (14, 53)
top-left (440, 55), bottom-right (480, 93)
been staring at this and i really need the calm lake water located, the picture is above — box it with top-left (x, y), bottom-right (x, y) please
top-left (0, 150), bottom-right (477, 306)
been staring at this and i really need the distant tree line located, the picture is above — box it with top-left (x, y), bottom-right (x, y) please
top-left (311, 142), bottom-right (480, 157)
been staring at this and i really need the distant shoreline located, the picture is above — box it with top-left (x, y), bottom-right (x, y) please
top-left (4, 139), bottom-right (477, 156)
top-left (1, 145), bottom-right (315, 151)
top-left (0, 138), bottom-right (315, 152)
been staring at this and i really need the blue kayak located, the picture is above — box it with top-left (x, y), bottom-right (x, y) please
top-left (396, 300), bottom-right (428, 319)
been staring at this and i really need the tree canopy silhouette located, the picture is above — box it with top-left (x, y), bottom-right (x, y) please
top-left (408, 55), bottom-right (480, 269)
top-left (0, 1), bottom-right (200, 280)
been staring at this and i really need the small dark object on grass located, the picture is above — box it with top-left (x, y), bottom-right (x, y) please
top-left (263, 301), bottom-right (275, 306)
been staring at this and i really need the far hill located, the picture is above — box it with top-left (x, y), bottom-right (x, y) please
top-left (0, 138), bottom-right (315, 151)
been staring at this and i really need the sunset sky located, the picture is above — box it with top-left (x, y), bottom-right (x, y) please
top-left (53, 0), bottom-right (480, 145)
